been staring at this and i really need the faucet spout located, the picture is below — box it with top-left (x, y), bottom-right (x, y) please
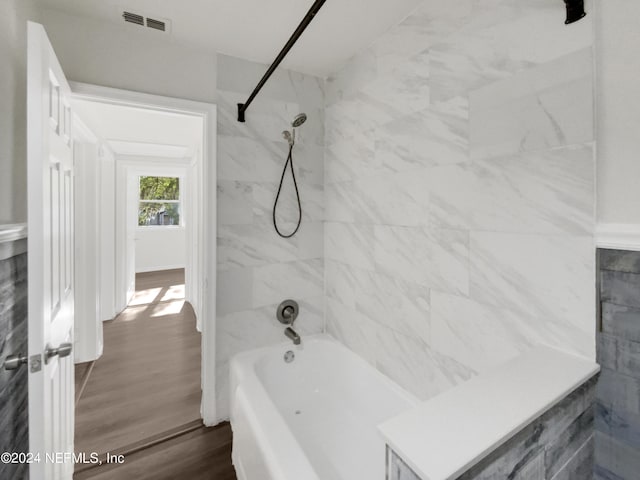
top-left (285, 327), bottom-right (301, 345)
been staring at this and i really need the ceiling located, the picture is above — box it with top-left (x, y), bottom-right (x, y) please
top-left (73, 100), bottom-right (203, 157)
top-left (38, 0), bottom-right (423, 77)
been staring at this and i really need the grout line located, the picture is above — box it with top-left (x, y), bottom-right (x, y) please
top-left (548, 433), bottom-right (593, 480)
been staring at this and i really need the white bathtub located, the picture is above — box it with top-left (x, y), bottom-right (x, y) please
top-left (229, 334), bottom-right (419, 480)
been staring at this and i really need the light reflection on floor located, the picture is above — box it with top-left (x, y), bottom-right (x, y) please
top-left (117, 283), bottom-right (187, 322)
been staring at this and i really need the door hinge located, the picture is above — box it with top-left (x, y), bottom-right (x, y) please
top-left (30, 354), bottom-right (42, 373)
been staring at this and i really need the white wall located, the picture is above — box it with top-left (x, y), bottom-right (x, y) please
top-left (0, 0), bottom-right (40, 222)
top-left (596, 0), bottom-right (640, 226)
top-left (135, 227), bottom-right (186, 273)
top-left (40, 8), bottom-right (217, 103)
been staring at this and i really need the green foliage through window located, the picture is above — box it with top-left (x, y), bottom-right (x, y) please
top-left (138, 176), bottom-right (180, 226)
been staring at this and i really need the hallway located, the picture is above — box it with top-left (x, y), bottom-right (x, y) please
top-left (73, 269), bottom-right (235, 479)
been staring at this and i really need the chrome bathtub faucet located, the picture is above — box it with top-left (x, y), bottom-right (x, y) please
top-left (285, 327), bottom-right (301, 345)
top-left (277, 300), bottom-right (301, 345)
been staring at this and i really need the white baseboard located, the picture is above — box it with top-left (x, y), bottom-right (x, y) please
top-left (135, 264), bottom-right (185, 274)
top-left (596, 223), bottom-right (640, 251)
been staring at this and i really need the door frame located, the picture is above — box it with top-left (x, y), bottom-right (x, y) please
top-left (72, 115), bottom-right (103, 363)
top-left (69, 82), bottom-right (218, 424)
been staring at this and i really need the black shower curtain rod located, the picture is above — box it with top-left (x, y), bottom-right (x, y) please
top-left (237, 0), bottom-right (327, 122)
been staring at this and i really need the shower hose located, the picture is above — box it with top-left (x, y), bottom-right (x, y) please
top-left (273, 143), bottom-right (302, 238)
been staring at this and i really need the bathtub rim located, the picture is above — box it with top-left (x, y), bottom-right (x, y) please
top-left (229, 333), bottom-right (421, 480)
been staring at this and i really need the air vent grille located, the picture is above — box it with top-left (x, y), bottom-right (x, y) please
top-left (121, 10), bottom-right (170, 33)
top-left (122, 11), bottom-right (144, 26)
top-left (146, 18), bottom-right (166, 31)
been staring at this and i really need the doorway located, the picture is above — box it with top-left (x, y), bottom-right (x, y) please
top-left (68, 84), bottom-right (218, 460)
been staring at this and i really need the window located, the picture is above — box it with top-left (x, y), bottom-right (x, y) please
top-left (138, 176), bottom-right (181, 226)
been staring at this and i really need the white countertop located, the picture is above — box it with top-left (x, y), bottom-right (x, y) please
top-left (378, 346), bottom-right (600, 480)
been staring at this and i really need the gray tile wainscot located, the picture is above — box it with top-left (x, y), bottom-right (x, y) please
top-left (595, 249), bottom-right (640, 480)
top-left (0, 236), bottom-right (29, 480)
top-left (380, 346), bottom-right (599, 480)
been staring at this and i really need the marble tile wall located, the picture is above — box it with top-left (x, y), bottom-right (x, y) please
top-left (0, 242), bottom-right (28, 480)
top-left (387, 376), bottom-right (597, 480)
top-left (325, 0), bottom-right (596, 400)
top-left (595, 249), bottom-right (640, 480)
top-left (215, 55), bottom-right (325, 421)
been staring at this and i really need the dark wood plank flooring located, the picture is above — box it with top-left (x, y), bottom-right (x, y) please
top-left (73, 269), bottom-right (236, 479)
top-left (74, 423), bottom-right (235, 480)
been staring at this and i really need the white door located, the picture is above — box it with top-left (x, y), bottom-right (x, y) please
top-left (27, 22), bottom-right (75, 480)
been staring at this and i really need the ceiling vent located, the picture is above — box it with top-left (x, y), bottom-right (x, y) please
top-left (146, 17), bottom-right (166, 32)
top-left (122, 11), bottom-right (144, 26)
top-left (121, 10), bottom-right (170, 33)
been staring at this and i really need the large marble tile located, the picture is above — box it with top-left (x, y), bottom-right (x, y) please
top-left (373, 226), bottom-right (469, 294)
top-left (252, 259), bottom-right (323, 308)
top-left (325, 222), bottom-right (375, 270)
top-left (326, 297), bottom-right (380, 366)
top-left (361, 49), bottom-right (431, 119)
top-left (371, 0), bottom-right (475, 76)
top-left (426, 144), bottom-right (595, 235)
top-left (430, 292), bottom-right (535, 373)
top-left (354, 269), bottom-right (430, 344)
top-left (374, 326), bottom-right (474, 401)
top-left (252, 181), bottom-right (324, 226)
top-left (216, 267), bottom-right (253, 315)
top-left (469, 48), bottom-right (594, 160)
top-left (325, 129), bottom-right (378, 183)
top-left (217, 181), bottom-right (253, 226)
top-left (468, 145), bottom-right (594, 235)
top-left (325, 48), bottom-right (377, 107)
top-left (217, 134), bottom-right (287, 182)
top-left (324, 260), bottom-right (363, 309)
top-left (429, 30), bottom-right (529, 104)
top-left (469, 232), bottom-right (594, 339)
top-left (325, 93), bottom-right (396, 145)
top-left (425, 163), bottom-right (475, 229)
top-left (343, 172), bottom-right (430, 227)
top-left (217, 224), bottom-right (298, 270)
top-left (375, 100), bottom-right (469, 173)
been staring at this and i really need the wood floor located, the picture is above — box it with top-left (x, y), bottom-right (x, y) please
top-left (74, 269), bottom-right (236, 479)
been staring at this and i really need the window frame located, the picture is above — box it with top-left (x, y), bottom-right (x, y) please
top-left (137, 175), bottom-right (184, 229)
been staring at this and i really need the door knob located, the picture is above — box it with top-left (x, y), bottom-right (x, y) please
top-left (44, 342), bottom-right (72, 364)
top-left (3, 353), bottom-right (28, 371)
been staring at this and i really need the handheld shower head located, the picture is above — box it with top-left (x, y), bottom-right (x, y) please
top-left (292, 113), bottom-right (307, 128)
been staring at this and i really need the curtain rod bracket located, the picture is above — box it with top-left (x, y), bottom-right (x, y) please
top-left (237, 103), bottom-right (246, 123)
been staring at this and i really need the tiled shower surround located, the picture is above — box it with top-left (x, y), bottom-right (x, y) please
top-left (324, 0), bottom-right (596, 400)
top-left (596, 249), bottom-right (640, 479)
top-left (215, 55), bottom-right (325, 420)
